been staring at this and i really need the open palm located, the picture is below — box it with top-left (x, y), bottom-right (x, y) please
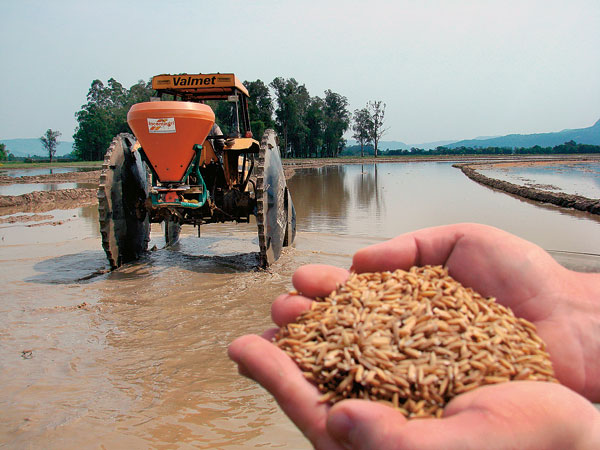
top-left (229, 223), bottom-right (600, 448)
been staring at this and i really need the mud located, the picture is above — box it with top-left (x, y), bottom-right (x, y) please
top-left (0, 188), bottom-right (98, 214)
top-left (0, 169), bottom-right (101, 185)
top-left (0, 213), bottom-right (54, 224)
top-left (455, 158), bottom-right (600, 215)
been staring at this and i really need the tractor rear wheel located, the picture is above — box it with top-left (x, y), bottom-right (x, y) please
top-left (256, 129), bottom-right (295, 267)
top-left (98, 133), bottom-right (150, 269)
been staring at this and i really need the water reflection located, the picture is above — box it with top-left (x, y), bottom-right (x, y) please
top-left (288, 162), bottom-right (600, 255)
top-left (354, 164), bottom-right (384, 215)
top-left (290, 166), bottom-right (352, 233)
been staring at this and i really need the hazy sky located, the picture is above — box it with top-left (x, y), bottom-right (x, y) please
top-left (1, 0), bottom-right (599, 144)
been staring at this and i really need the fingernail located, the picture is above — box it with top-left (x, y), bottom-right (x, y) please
top-left (328, 411), bottom-right (355, 449)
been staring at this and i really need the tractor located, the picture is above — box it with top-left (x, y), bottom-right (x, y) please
top-left (97, 73), bottom-right (296, 269)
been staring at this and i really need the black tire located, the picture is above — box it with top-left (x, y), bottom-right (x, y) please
top-left (98, 134), bottom-right (150, 269)
top-left (256, 129), bottom-right (288, 267)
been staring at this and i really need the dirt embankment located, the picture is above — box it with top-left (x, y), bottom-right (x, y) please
top-left (0, 169), bottom-right (101, 185)
top-left (0, 170), bottom-right (101, 216)
top-left (455, 160), bottom-right (600, 215)
top-left (0, 189), bottom-right (98, 215)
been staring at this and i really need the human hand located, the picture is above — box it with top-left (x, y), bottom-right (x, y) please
top-left (272, 223), bottom-right (600, 400)
top-left (229, 334), bottom-right (599, 449)
top-left (229, 223), bottom-right (600, 448)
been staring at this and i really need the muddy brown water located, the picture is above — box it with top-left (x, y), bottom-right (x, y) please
top-left (1, 162), bottom-right (599, 448)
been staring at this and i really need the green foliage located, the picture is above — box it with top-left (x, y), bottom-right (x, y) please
top-left (351, 101), bottom-right (388, 157)
top-left (245, 79), bottom-right (274, 140)
top-left (384, 141), bottom-right (600, 156)
top-left (270, 77), bottom-right (310, 157)
top-left (40, 129), bottom-right (62, 163)
top-left (73, 78), bottom-right (154, 161)
top-left (304, 96), bottom-right (325, 157)
top-left (352, 108), bottom-right (372, 157)
top-left (322, 90), bottom-right (351, 157)
top-left (366, 101), bottom-right (387, 157)
top-left (0, 143), bottom-right (8, 160)
top-left (269, 78), bottom-right (350, 158)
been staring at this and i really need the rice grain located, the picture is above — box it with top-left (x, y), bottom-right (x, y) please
top-left (274, 265), bottom-right (557, 419)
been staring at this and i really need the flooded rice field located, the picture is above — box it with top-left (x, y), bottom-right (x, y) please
top-left (475, 160), bottom-right (600, 198)
top-left (1, 161), bottom-right (599, 448)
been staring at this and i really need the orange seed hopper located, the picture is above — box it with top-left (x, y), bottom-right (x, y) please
top-left (127, 101), bottom-right (215, 182)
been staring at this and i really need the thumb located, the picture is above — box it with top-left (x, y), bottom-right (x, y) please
top-left (327, 400), bottom-right (412, 450)
top-left (327, 399), bottom-right (500, 450)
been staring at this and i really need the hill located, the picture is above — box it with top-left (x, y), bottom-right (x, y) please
top-left (0, 138), bottom-right (75, 157)
top-left (346, 139), bottom-right (410, 151)
top-left (446, 119), bottom-right (600, 149)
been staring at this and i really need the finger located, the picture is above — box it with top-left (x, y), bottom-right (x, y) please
top-left (327, 400), bottom-right (408, 449)
top-left (292, 264), bottom-right (350, 298)
top-left (327, 398), bottom-right (502, 450)
top-left (272, 293), bottom-right (313, 327)
top-left (227, 334), bottom-right (343, 449)
top-left (261, 327), bottom-right (280, 341)
top-left (234, 328), bottom-right (288, 379)
top-left (351, 224), bottom-right (473, 273)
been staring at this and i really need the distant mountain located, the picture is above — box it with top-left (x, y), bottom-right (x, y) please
top-left (446, 119), bottom-right (600, 149)
top-left (346, 139), bottom-right (410, 151)
top-left (346, 138), bottom-right (486, 151)
top-left (411, 139), bottom-right (457, 150)
top-left (0, 138), bottom-right (75, 157)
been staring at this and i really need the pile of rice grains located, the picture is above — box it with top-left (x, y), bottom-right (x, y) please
top-left (274, 265), bottom-right (556, 419)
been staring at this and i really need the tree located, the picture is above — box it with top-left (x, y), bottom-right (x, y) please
top-left (40, 129), bottom-right (62, 163)
top-left (322, 90), bottom-right (351, 157)
top-left (244, 79), bottom-right (274, 140)
top-left (73, 78), bottom-right (154, 161)
top-left (366, 100), bottom-right (387, 157)
top-left (352, 107), bottom-right (372, 157)
top-left (304, 96), bottom-right (325, 158)
top-left (270, 77), bottom-right (310, 157)
top-left (0, 143), bottom-right (8, 161)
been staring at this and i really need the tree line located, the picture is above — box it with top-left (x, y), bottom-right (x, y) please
top-left (71, 76), bottom-right (388, 161)
top-left (385, 140), bottom-right (600, 156)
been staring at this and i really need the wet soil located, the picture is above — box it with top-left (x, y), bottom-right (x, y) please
top-left (0, 188), bottom-right (98, 214)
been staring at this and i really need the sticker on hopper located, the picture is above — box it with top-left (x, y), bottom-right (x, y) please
top-left (147, 118), bottom-right (176, 133)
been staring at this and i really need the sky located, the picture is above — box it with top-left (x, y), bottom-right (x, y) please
top-left (1, 0), bottom-right (599, 145)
